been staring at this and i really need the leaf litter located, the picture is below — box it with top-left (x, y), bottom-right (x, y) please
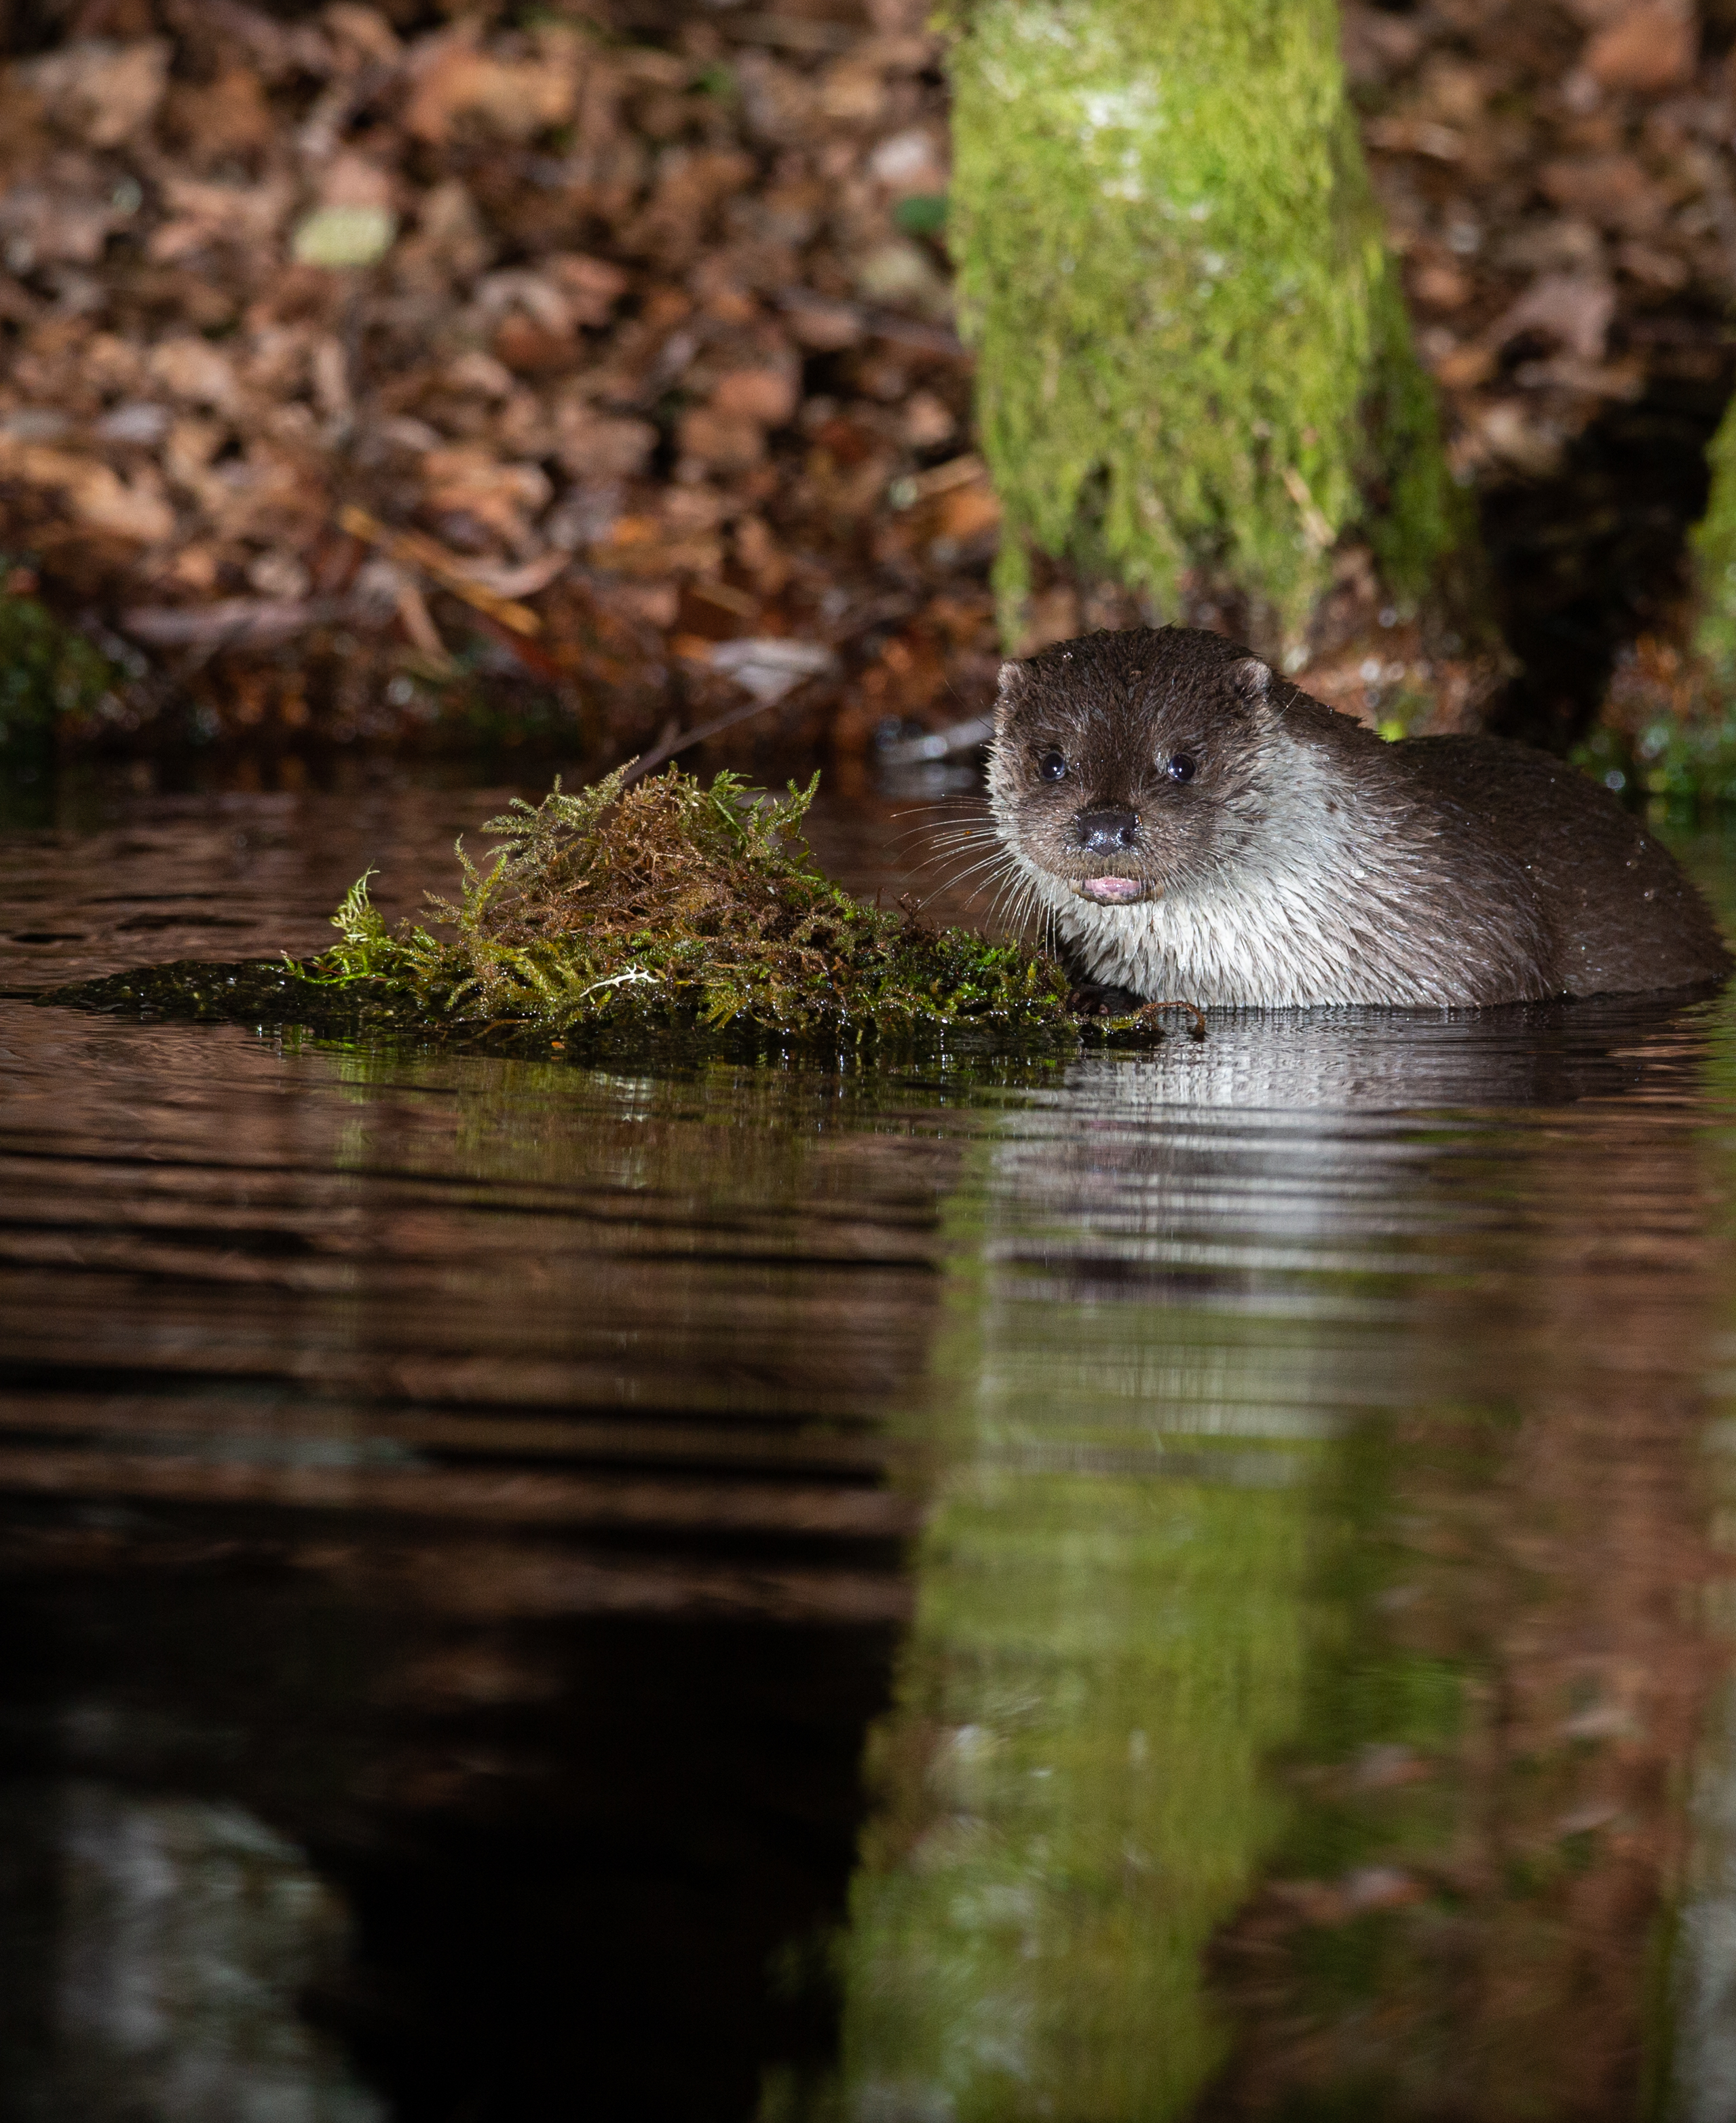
top-left (2, 0), bottom-right (1733, 759)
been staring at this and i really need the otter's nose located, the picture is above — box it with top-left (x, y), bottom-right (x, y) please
top-left (1074, 808), bottom-right (1140, 853)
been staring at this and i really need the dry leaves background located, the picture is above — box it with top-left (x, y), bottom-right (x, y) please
top-left (1, 0), bottom-right (1735, 757)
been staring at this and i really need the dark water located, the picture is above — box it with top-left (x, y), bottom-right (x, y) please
top-left (7, 765), bottom-right (1736, 2121)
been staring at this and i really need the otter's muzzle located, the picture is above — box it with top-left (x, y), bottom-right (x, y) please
top-left (1070, 808), bottom-right (1148, 903)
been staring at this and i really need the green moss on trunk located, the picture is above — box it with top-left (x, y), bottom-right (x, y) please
top-left (949, 0), bottom-right (1469, 648)
top-left (1693, 396), bottom-right (1736, 678)
top-left (1577, 424), bottom-right (1736, 799)
top-left (0, 579), bottom-right (118, 753)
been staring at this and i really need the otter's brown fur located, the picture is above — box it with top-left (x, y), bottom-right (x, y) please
top-left (987, 626), bottom-right (1729, 1008)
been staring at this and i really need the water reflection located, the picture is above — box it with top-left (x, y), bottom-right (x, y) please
top-left (5, 1784), bottom-right (381, 2123)
top-left (0, 1007), bottom-right (992, 2118)
top-left (801, 1001), bottom-right (1736, 2123)
top-left (6, 776), bottom-right (1736, 2120)
top-left (1676, 1666), bottom-right (1736, 2123)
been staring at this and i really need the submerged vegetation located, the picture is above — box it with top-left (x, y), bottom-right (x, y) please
top-left (47, 767), bottom-right (1161, 1056)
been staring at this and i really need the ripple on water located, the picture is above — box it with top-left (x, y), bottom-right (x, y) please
top-left (5, 780), bottom-right (1736, 2119)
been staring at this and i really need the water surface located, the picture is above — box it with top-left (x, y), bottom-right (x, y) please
top-left (5, 766), bottom-right (1736, 2121)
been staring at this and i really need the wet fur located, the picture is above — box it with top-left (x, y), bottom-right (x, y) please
top-left (987, 626), bottom-right (1729, 1008)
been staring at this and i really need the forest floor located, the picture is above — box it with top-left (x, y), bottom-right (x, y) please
top-left (1, 0), bottom-right (1733, 763)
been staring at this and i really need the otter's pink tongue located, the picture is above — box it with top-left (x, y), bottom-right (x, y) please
top-left (1079, 876), bottom-right (1143, 904)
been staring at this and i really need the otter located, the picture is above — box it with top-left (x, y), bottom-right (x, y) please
top-left (987, 625), bottom-right (1729, 1009)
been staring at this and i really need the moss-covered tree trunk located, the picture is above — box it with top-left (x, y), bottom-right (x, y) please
top-left (1694, 399), bottom-right (1736, 673)
top-left (1585, 402), bottom-right (1736, 798)
top-left (949, 0), bottom-right (1477, 662)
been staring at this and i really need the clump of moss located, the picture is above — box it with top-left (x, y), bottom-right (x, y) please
top-left (947, 0), bottom-right (1473, 650)
top-left (48, 767), bottom-right (1162, 1054)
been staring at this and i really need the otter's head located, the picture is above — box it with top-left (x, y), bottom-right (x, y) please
top-left (987, 626), bottom-right (1276, 907)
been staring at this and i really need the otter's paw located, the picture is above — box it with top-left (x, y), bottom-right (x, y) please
top-left (1068, 981), bottom-right (1142, 1017)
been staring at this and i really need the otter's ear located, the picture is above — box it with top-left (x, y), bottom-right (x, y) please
top-left (1227, 656), bottom-right (1272, 711)
top-left (993, 659), bottom-right (1027, 730)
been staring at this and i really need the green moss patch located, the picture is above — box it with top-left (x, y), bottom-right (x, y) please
top-left (0, 578), bottom-right (119, 754)
top-left (1695, 397), bottom-right (1736, 681)
top-left (41, 766), bottom-right (1167, 1057)
top-left (1574, 637), bottom-right (1736, 804)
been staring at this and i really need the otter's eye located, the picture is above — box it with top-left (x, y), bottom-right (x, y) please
top-left (1167, 755), bottom-right (1196, 784)
top-left (1037, 749), bottom-right (1068, 783)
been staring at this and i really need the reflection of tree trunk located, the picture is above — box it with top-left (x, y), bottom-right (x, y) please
top-left (816, 1268), bottom-right (1324, 2123)
top-left (805, 1048), bottom-right (1408, 2123)
top-left (1672, 1666), bottom-right (1736, 2120)
top-left (1203, 1063), bottom-right (1729, 2120)
top-left (810, 1002), bottom-right (1734, 2123)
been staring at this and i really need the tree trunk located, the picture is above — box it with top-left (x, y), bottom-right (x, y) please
top-left (1694, 396), bottom-right (1736, 675)
top-left (948, 0), bottom-right (1483, 673)
top-left (1573, 403), bottom-right (1736, 802)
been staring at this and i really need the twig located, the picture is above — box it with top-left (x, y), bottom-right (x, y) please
top-left (620, 693), bottom-right (789, 788)
top-left (1281, 466), bottom-right (1334, 552)
top-left (875, 709), bottom-right (994, 767)
top-left (118, 595), bottom-right (355, 650)
top-left (393, 576), bottom-right (452, 666)
top-left (1138, 998), bottom-right (1209, 1039)
top-left (338, 505), bottom-right (543, 635)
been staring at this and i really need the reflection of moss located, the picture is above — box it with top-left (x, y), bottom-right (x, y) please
top-left (949, 0), bottom-right (1468, 643)
top-left (834, 1470), bottom-right (1315, 2120)
top-left (1277, 1427), bottom-right (1466, 1885)
top-left (42, 767), bottom-right (1161, 1057)
top-left (812, 1229), bottom-right (1325, 2123)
